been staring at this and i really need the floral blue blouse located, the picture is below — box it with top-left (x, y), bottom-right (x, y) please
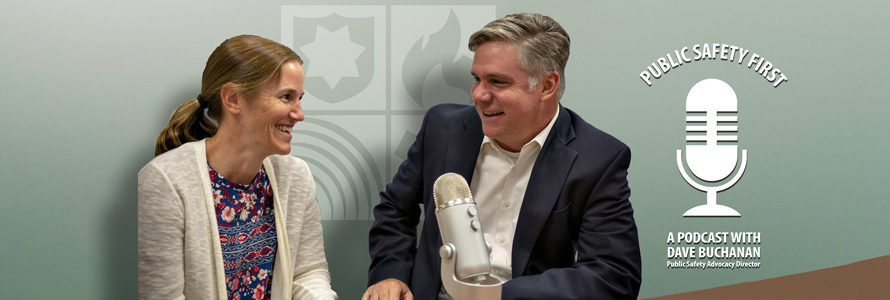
top-left (209, 164), bottom-right (278, 300)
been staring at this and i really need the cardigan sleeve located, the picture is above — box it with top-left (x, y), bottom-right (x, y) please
top-left (289, 172), bottom-right (338, 300)
top-left (138, 162), bottom-right (187, 300)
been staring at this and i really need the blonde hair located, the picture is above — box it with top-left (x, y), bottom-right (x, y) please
top-left (154, 35), bottom-right (302, 156)
top-left (468, 13), bottom-right (570, 98)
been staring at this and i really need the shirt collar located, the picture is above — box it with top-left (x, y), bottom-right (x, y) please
top-left (481, 107), bottom-right (560, 152)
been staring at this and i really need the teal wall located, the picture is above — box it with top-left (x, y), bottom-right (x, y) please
top-left (1, 1), bottom-right (887, 299)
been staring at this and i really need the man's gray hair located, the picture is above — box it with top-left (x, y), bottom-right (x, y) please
top-left (468, 13), bottom-right (570, 98)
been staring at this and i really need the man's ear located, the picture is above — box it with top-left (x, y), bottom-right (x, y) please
top-left (540, 71), bottom-right (560, 102)
top-left (219, 82), bottom-right (242, 115)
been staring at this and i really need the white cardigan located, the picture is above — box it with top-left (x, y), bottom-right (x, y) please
top-left (138, 140), bottom-right (337, 300)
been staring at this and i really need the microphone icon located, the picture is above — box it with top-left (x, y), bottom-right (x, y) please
top-left (677, 78), bottom-right (748, 217)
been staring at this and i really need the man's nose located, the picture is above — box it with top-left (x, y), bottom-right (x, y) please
top-left (471, 84), bottom-right (491, 102)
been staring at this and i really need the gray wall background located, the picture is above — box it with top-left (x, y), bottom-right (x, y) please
top-left (1, 0), bottom-right (887, 299)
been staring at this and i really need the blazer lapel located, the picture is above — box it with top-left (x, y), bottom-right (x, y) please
top-left (512, 106), bottom-right (577, 276)
top-left (444, 118), bottom-right (484, 182)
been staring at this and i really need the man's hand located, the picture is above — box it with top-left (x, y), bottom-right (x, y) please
top-left (362, 278), bottom-right (413, 300)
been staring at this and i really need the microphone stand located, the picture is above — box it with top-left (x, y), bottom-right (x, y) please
top-left (676, 149), bottom-right (748, 217)
top-left (439, 243), bottom-right (504, 300)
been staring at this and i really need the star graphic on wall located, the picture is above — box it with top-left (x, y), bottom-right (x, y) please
top-left (300, 25), bottom-right (366, 89)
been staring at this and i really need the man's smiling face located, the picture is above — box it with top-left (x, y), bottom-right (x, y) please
top-left (470, 41), bottom-right (550, 152)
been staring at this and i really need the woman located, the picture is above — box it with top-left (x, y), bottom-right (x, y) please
top-left (138, 35), bottom-right (337, 300)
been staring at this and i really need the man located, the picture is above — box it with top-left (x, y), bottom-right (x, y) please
top-left (364, 13), bottom-right (641, 300)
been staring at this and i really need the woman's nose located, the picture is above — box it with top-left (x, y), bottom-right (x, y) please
top-left (290, 104), bottom-right (304, 122)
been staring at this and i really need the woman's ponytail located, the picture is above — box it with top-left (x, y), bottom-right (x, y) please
top-left (153, 97), bottom-right (218, 156)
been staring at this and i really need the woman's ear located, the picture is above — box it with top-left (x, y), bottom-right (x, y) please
top-left (219, 82), bottom-right (242, 115)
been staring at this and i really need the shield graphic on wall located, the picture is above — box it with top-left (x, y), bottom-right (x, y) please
top-left (292, 13), bottom-right (375, 104)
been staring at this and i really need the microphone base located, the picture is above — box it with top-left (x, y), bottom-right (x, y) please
top-left (440, 244), bottom-right (504, 300)
top-left (683, 204), bottom-right (740, 217)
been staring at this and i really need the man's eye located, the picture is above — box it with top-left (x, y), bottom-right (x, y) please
top-left (472, 76), bottom-right (480, 82)
top-left (280, 95), bottom-right (291, 102)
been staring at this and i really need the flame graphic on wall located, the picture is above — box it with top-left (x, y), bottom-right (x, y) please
top-left (401, 9), bottom-right (474, 108)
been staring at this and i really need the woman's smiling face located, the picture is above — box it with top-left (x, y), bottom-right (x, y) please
top-left (240, 60), bottom-right (305, 156)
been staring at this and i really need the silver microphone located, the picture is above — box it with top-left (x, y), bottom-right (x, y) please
top-left (433, 173), bottom-right (490, 282)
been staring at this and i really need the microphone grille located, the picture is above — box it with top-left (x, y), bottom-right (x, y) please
top-left (433, 173), bottom-right (473, 209)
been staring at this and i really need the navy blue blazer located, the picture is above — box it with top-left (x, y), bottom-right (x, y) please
top-left (368, 104), bottom-right (641, 300)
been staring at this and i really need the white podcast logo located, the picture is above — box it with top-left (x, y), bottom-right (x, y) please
top-left (677, 78), bottom-right (748, 217)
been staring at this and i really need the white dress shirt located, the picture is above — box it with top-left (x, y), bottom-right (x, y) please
top-left (469, 108), bottom-right (559, 281)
